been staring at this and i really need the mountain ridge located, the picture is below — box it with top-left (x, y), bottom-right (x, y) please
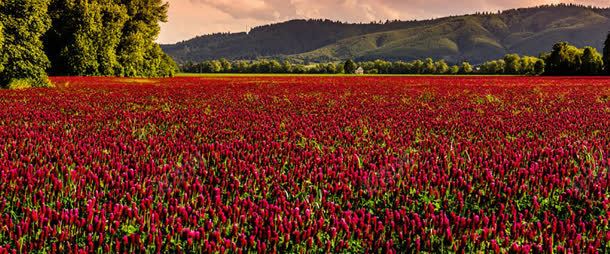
top-left (161, 4), bottom-right (610, 64)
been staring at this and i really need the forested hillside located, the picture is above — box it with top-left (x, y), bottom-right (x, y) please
top-left (163, 4), bottom-right (610, 64)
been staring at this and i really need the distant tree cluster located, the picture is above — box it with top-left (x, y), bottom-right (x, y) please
top-left (500, 3), bottom-right (610, 16)
top-left (353, 59), bottom-right (472, 75)
top-left (479, 54), bottom-right (545, 75)
top-left (0, 0), bottom-right (176, 88)
top-left (183, 33), bottom-right (610, 76)
top-left (543, 42), bottom-right (605, 75)
top-left (182, 58), bottom-right (476, 75)
top-left (181, 59), bottom-right (346, 74)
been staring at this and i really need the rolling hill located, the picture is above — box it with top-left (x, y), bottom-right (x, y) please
top-left (161, 5), bottom-right (610, 64)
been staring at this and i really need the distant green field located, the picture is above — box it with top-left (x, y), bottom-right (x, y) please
top-left (175, 73), bottom-right (348, 77)
top-left (175, 73), bottom-right (515, 77)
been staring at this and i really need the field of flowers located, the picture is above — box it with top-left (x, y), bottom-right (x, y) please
top-left (0, 76), bottom-right (608, 253)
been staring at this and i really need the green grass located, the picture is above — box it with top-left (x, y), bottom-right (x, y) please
top-left (5, 78), bottom-right (54, 89)
top-left (175, 73), bottom-right (357, 77)
top-left (176, 73), bottom-right (519, 77)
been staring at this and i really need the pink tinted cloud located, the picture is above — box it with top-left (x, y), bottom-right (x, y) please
top-left (159, 0), bottom-right (609, 44)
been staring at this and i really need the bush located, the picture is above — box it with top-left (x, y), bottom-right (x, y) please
top-left (6, 78), bottom-right (53, 89)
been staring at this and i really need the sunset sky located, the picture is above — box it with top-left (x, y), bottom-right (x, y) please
top-left (159, 0), bottom-right (610, 44)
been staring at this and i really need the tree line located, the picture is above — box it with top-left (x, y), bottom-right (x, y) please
top-left (182, 58), bottom-right (481, 75)
top-left (183, 35), bottom-right (610, 76)
top-left (0, 0), bottom-right (176, 88)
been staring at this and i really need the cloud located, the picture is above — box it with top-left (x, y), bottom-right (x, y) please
top-left (190, 0), bottom-right (282, 20)
top-left (159, 0), bottom-right (610, 44)
top-left (288, 0), bottom-right (402, 22)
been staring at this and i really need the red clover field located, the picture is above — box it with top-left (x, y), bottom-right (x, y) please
top-left (0, 76), bottom-right (609, 253)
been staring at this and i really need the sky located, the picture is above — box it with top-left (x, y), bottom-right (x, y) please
top-left (158, 0), bottom-right (610, 44)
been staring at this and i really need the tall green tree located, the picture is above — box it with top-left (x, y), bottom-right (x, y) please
top-left (449, 65), bottom-right (460, 74)
top-left (282, 61), bottom-right (293, 73)
top-left (373, 59), bottom-right (391, 74)
top-left (61, 0), bottom-right (103, 75)
top-left (520, 56), bottom-right (542, 75)
top-left (219, 58), bottom-right (232, 72)
top-left (603, 32), bottom-right (610, 75)
top-left (434, 60), bottom-right (449, 74)
top-left (0, 0), bottom-right (52, 87)
top-left (117, 0), bottom-right (175, 77)
top-left (46, 0), bottom-right (128, 76)
top-left (423, 58), bottom-right (436, 74)
top-left (581, 46), bottom-right (603, 75)
top-left (344, 59), bottom-right (356, 74)
top-left (45, 0), bottom-right (173, 77)
top-left (95, 0), bottom-right (129, 75)
top-left (0, 21), bottom-right (4, 75)
top-left (480, 60), bottom-right (505, 74)
top-left (202, 60), bottom-right (221, 73)
top-left (459, 62), bottom-right (473, 74)
top-left (412, 60), bottom-right (424, 74)
top-left (533, 59), bottom-right (545, 75)
top-left (545, 42), bottom-right (583, 75)
top-left (504, 54), bottom-right (522, 74)
top-left (325, 63), bottom-right (338, 74)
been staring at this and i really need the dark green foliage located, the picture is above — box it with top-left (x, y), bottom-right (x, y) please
top-left (449, 65), bottom-right (460, 74)
top-left (181, 58), bottom-right (465, 75)
top-left (459, 62), bottom-right (473, 74)
top-left (603, 32), bottom-right (610, 75)
top-left (581, 47), bottom-right (603, 75)
top-left (480, 55), bottom-right (545, 75)
top-left (373, 59), bottom-right (391, 74)
top-left (144, 43), bottom-right (177, 77)
top-left (343, 60), bottom-right (357, 74)
top-left (45, 0), bottom-right (175, 78)
top-left (520, 56), bottom-right (537, 75)
top-left (546, 42), bottom-right (583, 75)
top-left (545, 42), bottom-right (603, 75)
top-left (0, 0), bottom-right (176, 85)
top-left (204, 60), bottom-right (222, 73)
top-left (183, 56), bottom-right (545, 76)
top-left (46, 0), bottom-right (129, 76)
top-left (0, 0), bottom-right (52, 87)
top-left (480, 59), bottom-right (505, 74)
top-left (412, 60), bottom-right (424, 74)
top-left (115, 0), bottom-right (175, 77)
top-left (219, 58), bottom-right (231, 72)
top-left (0, 21), bottom-right (4, 75)
top-left (97, 2), bottom-right (129, 75)
top-left (48, 0), bottom-right (104, 75)
top-left (281, 61), bottom-right (293, 73)
top-left (534, 59), bottom-right (545, 75)
top-left (423, 58), bottom-right (436, 74)
top-left (503, 54), bottom-right (521, 74)
top-left (435, 60), bottom-right (449, 74)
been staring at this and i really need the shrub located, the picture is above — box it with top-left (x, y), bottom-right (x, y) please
top-left (6, 78), bottom-right (53, 89)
